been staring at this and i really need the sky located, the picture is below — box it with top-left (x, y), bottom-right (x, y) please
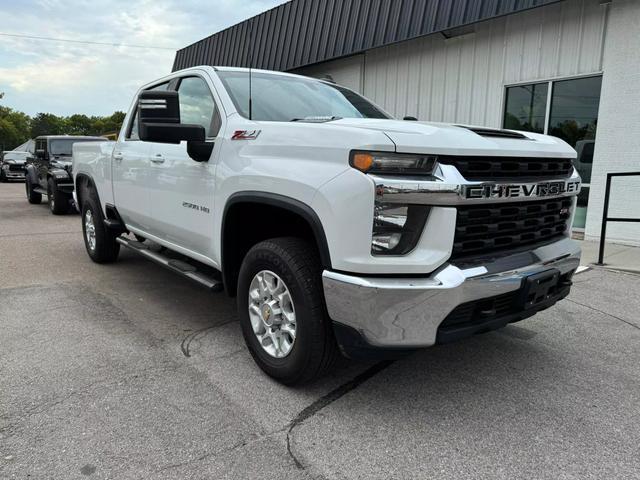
top-left (0, 0), bottom-right (288, 117)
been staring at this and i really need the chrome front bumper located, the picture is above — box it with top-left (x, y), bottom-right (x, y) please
top-left (322, 237), bottom-right (581, 349)
top-left (3, 171), bottom-right (25, 179)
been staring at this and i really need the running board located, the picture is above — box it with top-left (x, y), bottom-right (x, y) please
top-left (116, 237), bottom-right (223, 292)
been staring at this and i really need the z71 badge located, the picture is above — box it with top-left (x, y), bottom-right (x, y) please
top-left (463, 180), bottom-right (581, 200)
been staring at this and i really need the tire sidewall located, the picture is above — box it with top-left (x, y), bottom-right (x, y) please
top-left (81, 197), bottom-right (101, 261)
top-left (47, 178), bottom-right (55, 212)
top-left (237, 245), bottom-right (320, 381)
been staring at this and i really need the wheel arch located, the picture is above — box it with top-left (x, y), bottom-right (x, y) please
top-left (24, 163), bottom-right (39, 185)
top-left (221, 192), bottom-right (332, 297)
top-left (75, 173), bottom-right (96, 211)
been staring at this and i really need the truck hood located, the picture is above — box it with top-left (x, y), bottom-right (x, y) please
top-left (331, 118), bottom-right (576, 158)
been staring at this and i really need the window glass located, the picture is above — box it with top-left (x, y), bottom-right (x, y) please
top-left (218, 71), bottom-right (389, 121)
top-left (503, 83), bottom-right (548, 133)
top-left (50, 138), bottom-right (106, 156)
top-left (127, 82), bottom-right (171, 140)
top-left (177, 76), bottom-right (220, 138)
top-left (548, 76), bottom-right (602, 184)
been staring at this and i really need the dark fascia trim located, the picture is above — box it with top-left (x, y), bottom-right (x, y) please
top-left (222, 190), bottom-right (333, 269)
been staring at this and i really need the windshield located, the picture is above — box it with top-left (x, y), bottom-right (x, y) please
top-left (218, 71), bottom-right (390, 122)
top-left (50, 138), bottom-right (106, 156)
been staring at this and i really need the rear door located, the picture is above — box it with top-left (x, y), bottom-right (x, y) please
top-left (146, 74), bottom-right (222, 260)
top-left (111, 82), bottom-right (170, 232)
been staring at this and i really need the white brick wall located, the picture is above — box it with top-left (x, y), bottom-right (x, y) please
top-left (585, 0), bottom-right (640, 246)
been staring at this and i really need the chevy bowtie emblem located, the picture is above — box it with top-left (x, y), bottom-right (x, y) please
top-left (232, 130), bottom-right (261, 140)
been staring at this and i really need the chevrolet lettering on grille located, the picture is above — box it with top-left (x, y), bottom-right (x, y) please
top-left (463, 180), bottom-right (581, 200)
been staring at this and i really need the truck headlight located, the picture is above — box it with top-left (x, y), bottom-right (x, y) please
top-left (372, 203), bottom-right (430, 255)
top-left (350, 151), bottom-right (437, 176)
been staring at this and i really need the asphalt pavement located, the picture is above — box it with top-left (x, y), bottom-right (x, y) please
top-left (1, 181), bottom-right (639, 479)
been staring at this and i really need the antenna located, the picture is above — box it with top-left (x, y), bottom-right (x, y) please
top-left (248, 17), bottom-right (254, 120)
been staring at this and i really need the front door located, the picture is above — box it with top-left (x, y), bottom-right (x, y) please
top-left (146, 74), bottom-right (222, 260)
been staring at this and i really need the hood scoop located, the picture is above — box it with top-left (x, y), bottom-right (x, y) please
top-left (456, 126), bottom-right (531, 140)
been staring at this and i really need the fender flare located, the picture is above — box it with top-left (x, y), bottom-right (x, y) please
top-left (24, 164), bottom-right (39, 185)
top-left (221, 191), bottom-right (332, 293)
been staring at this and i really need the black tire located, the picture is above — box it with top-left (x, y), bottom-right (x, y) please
top-left (81, 192), bottom-right (120, 263)
top-left (26, 179), bottom-right (42, 204)
top-left (47, 177), bottom-right (70, 215)
top-left (237, 237), bottom-right (340, 385)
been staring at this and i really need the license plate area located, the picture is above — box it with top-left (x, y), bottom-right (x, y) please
top-left (520, 269), bottom-right (561, 310)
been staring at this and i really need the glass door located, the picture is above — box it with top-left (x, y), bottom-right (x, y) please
top-left (503, 75), bottom-right (603, 230)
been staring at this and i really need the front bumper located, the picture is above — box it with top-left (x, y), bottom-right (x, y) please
top-left (323, 236), bottom-right (580, 352)
top-left (4, 171), bottom-right (25, 179)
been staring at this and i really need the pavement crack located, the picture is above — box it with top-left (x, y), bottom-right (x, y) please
top-left (565, 298), bottom-right (640, 331)
top-left (180, 320), bottom-right (235, 358)
top-left (286, 361), bottom-right (393, 472)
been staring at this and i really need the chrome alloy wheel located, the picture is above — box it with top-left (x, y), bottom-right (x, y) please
top-left (84, 209), bottom-right (96, 252)
top-left (248, 270), bottom-right (297, 358)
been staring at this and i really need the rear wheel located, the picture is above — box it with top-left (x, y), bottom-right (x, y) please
top-left (237, 237), bottom-right (340, 385)
top-left (82, 192), bottom-right (120, 263)
top-left (47, 178), bottom-right (70, 215)
top-left (26, 179), bottom-right (42, 204)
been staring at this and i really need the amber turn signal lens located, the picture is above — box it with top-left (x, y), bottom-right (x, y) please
top-left (351, 153), bottom-right (374, 172)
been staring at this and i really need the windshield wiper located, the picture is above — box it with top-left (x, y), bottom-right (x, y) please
top-left (290, 116), bottom-right (342, 123)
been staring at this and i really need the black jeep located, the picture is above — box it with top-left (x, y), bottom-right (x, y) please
top-left (25, 135), bottom-right (107, 214)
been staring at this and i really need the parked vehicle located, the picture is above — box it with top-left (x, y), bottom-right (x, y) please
top-left (0, 150), bottom-right (29, 182)
top-left (72, 67), bottom-right (582, 384)
top-left (25, 135), bottom-right (107, 214)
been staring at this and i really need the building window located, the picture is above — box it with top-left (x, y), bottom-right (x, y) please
top-left (503, 75), bottom-right (602, 230)
top-left (503, 82), bottom-right (548, 134)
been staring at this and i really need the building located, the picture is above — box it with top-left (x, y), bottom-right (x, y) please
top-left (173, 0), bottom-right (639, 245)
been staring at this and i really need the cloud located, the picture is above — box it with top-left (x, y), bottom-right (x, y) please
top-left (0, 0), bottom-right (289, 116)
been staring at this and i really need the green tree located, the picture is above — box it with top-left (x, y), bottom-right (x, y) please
top-left (0, 106), bottom-right (31, 150)
top-left (65, 114), bottom-right (94, 135)
top-left (30, 113), bottom-right (66, 137)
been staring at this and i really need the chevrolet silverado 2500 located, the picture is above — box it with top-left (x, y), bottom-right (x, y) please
top-left (72, 67), bottom-right (581, 384)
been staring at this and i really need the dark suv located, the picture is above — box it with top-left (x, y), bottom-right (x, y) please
top-left (25, 135), bottom-right (107, 214)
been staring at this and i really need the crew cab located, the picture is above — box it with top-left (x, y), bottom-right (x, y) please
top-left (25, 135), bottom-right (107, 214)
top-left (72, 66), bottom-right (582, 384)
top-left (0, 150), bottom-right (29, 182)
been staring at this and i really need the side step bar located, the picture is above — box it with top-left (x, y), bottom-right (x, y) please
top-left (116, 237), bottom-right (223, 292)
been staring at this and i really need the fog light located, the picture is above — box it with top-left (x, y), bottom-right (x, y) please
top-left (371, 203), bottom-right (430, 255)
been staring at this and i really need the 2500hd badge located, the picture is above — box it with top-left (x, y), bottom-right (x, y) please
top-left (463, 180), bottom-right (581, 200)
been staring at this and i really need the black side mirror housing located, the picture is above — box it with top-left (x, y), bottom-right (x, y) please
top-left (137, 91), bottom-right (205, 145)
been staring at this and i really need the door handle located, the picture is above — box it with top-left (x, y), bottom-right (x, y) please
top-left (113, 153), bottom-right (124, 162)
top-left (151, 154), bottom-right (165, 164)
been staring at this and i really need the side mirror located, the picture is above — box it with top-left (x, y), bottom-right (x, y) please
top-left (138, 90), bottom-right (205, 144)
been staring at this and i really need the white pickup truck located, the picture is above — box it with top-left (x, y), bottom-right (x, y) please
top-left (73, 66), bottom-right (581, 384)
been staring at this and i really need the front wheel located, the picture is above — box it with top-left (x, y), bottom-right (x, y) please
top-left (81, 194), bottom-right (120, 263)
top-left (237, 237), bottom-right (340, 385)
top-left (47, 178), bottom-right (70, 215)
top-left (26, 179), bottom-right (42, 204)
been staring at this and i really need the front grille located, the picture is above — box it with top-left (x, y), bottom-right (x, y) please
top-left (9, 164), bottom-right (25, 172)
top-left (438, 156), bottom-right (573, 180)
top-left (452, 197), bottom-right (572, 259)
